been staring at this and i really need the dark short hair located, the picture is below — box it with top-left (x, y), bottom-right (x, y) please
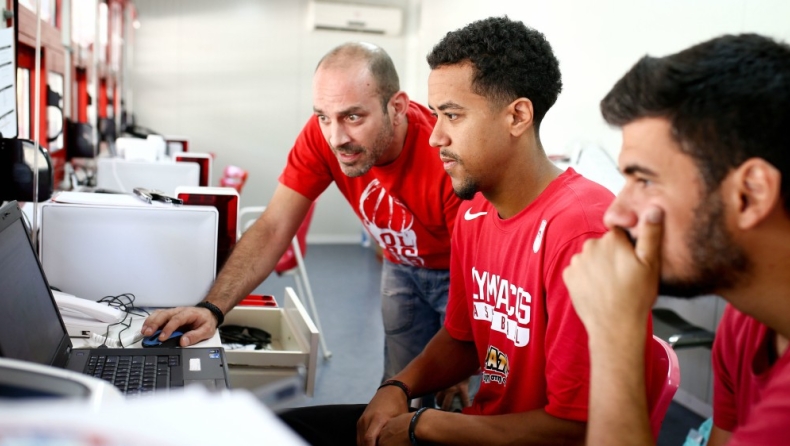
top-left (601, 34), bottom-right (790, 210)
top-left (426, 16), bottom-right (562, 131)
top-left (317, 42), bottom-right (400, 111)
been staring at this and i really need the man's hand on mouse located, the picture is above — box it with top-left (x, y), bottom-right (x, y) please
top-left (142, 306), bottom-right (217, 347)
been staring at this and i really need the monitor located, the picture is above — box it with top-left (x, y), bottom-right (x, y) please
top-left (0, 201), bottom-right (71, 368)
top-left (98, 117), bottom-right (116, 143)
top-left (175, 186), bottom-right (239, 275)
top-left (175, 153), bottom-right (212, 187)
top-left (0, 138), bottom-right (54, 202)
top-left (39, 194), bottom-right (219, 308)
top-left (164, 136), bottom-right (189, 156)
top-left (65, 121), bottom-right (95, 159)
top-left (95, 158), bottom-right (199, 196)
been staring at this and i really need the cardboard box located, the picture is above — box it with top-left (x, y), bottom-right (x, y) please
top-left (222, 287), bottom-right (319, 396)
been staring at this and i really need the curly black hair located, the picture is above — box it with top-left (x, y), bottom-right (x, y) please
top-left (426, 16), bottom-right (562, 131)
top-left (602, 34), bottom-right (790, 211)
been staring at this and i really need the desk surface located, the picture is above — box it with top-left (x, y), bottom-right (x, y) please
top-left (70, 328), bottom-right (222, 349)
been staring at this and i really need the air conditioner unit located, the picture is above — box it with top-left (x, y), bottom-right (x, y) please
top-left (308, 1), bottom-right (403, 36)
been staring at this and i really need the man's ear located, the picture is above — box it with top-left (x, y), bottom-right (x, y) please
top-left (729, 158), bottom-right (783, 229)
top-left (509, 98), bottom-right (534, 137)
top-left (389, 91), bottom-right (410, 126)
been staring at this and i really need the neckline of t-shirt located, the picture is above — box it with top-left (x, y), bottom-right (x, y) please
top-left (753, 326), bottom-right (790, 380)
top-left (489, 168), bottom-right (575, 231)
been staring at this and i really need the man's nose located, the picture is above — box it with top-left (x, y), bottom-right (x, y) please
top-left (603, 194), bottom-right (639, 230)
top-left (429, 120), bottom-right (448, 148)
top-left (329, 123), bottom-right (351, 148)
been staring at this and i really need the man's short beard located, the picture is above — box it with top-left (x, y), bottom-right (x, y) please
top-left (453, 177), bottom-right (479, 200)
top-left (658, 189), bottom-right (751, 298)
top-left (336, 113), bottom-right (394, 178)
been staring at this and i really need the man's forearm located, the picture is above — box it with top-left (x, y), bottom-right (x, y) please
top-left (204, 215), bottom-right (294, 314)
top-left (586, 323), bottom-right (653, 446)
top-left (416, 408), bottom-right (586, 446)
top-left (391, 328), bottom-right (480, 398)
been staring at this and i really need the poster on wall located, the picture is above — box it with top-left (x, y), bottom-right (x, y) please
top-left (0, 27), bottom-right (17, 139)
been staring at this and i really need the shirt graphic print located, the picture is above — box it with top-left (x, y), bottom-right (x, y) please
top-left (359, 179), bottom-right (423, 266)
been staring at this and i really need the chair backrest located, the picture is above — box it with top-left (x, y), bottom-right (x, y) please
top-left (647, 335), bottom-right (681, 440)
top-left (274, 202), bottom-right (317, 274)
top-left (220, 165), bottom-right (249, 193)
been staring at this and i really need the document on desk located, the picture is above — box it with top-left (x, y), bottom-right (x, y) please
top-left (0, 387), bottom-right (308, 445)
top-left (51, 190), bottom-right (170, 207)
top-left (0, 27), bottom-right (17, 138)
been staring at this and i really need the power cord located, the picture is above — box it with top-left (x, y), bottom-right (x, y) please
top-left (95, 293), bottom-right (149, 348)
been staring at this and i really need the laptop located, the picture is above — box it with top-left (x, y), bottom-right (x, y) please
top-left (0, 201), bottom-right (230, 396)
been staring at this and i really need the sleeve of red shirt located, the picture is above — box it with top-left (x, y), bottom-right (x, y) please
top-left (278, 116), bottom-right (334, 201)
top-left (444, 211), bottom-right (475, 342)
top-left (712, 305), bottom-right (738, 432)
top-left (727, 365), bottom-right (790, 445)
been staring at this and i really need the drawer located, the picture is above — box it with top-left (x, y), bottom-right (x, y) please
top-left (222, 287), bottom-right (319, 396)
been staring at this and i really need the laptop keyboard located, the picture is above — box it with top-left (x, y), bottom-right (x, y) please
top-left (84, 354), bottom-right (181, 396)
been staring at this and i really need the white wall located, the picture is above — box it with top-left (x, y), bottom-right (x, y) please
top-left (131, 0), bottom-right (790, 241)
top-left (132, 0), bottom-right (411, 243)
top-left (413, 0), bottom-right (790, 160)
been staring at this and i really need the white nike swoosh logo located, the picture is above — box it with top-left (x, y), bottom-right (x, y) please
top-left (464, 208), bottom-right (488, 221)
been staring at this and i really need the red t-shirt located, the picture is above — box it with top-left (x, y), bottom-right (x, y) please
top-left (279, 101), bottom-right (460, 269)
top-left (445, 169), bottom-right (613, 421)
top-left (713, 304), bottom-right (790, 444)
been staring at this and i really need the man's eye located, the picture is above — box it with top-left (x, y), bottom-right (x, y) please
top-left (636, 177), bottom-right (652, 187)
top-left (347, 115), bottom-right (360, 122)
top-left (446, 113), bottom-right (458, 120)
top-left (317, 115), bottom-right (328, 123)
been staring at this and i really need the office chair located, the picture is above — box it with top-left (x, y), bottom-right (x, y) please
top-left (220, 165), bottom-right (249, 194)
top-left (651, 308), bottom-right (716, 350)
top-left (238, 202), bottom-right (332, 359)
top-left (647, 335), bottom-right (682, 440)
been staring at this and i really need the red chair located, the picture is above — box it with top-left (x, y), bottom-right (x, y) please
top-left (647, 335), bottom-right (681, 440)
top-left (220, 165), bottom-right (249, 194)
top-left (238, 202), bottom-right (331, 359)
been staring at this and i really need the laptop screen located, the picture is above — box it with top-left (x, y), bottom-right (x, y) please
top-left (0, 202), bottom-right (72, 367)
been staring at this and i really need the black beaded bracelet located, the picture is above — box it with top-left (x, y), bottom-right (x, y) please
top-left (377, 379), bottom-right (412, 401)
top-left (409, 407), bottom-right (429, 446)
top-left (195, 301), bottom-right (224, 327)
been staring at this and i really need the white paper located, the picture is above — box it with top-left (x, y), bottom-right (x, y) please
top-left (0, 27), bottom-right (17, 138)
top-left (0, 387), bottom-right (308, 445)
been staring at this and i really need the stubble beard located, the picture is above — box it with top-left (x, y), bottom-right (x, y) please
top-left (658, 190), bottom-right (751, 298)
top-left (335, 114), bottom-right (395, 178)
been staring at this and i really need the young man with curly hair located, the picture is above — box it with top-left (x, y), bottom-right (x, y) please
top-left (564, 34), bottom-right (790, 445)
top-left (280, 16), bottom-right (642, 446)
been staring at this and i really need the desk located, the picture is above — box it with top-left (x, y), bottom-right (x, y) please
top-left (0, 382), bottom-right (308, 445)
top-left (69, 327), bottom-right (222, 349)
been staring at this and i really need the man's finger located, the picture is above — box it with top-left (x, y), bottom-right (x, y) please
top-left (460, 388), bottom-right (470, 407)
top-left (634, 206), bottom-right (664, 269)
top-left (440, 392), bottom-right (453, 411)
top-left (363, 419), bottom-right (385, 446)
top-left (141, 308), bottom-right (177, 336)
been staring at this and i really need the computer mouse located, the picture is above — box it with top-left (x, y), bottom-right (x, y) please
top-left (141, 329), bottom-right (185, 348)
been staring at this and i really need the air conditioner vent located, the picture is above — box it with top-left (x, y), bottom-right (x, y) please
top-left (308, 1), bottom-right (403, 36)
